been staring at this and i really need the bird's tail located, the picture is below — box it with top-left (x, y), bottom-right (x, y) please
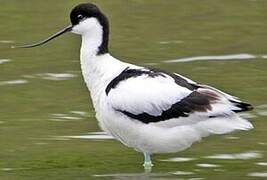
top-left (194, 114), bottom-right (253, 137)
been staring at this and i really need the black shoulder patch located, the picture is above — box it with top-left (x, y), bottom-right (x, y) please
top-left (105, 67), bottom-right (165, 95)
top-left (117, 91), bottom-right (216, 124)
top-left (105, 67), bottom-right (198, 95)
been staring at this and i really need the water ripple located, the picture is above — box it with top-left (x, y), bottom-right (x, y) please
top-left (256, 162), bottom-right (267, 166)
top-left (70, 111), bottom-right (92, 117)
top-left (48, 111), bottom-right (92, 122)
top-left (93, 172), bottom-right (172, 178)
top-left (57, 132), bottom-right (114, 140)
top-left (49, 113), bottom-right (83, 122)
top-left (0, 59), bottom-right (11, 64)
top-left (23, 73), bottom-right (77, 81)
top-left (161, 157), bottom-right (196, 162)
top-left (0, 40), bottom-right (14, 44)
top-left (164, 54), bottom-right (256, 63)
top-left (0, 79), bottom-right (28, 86)
top-left (256, 104), bottom-right (267, 109)
top-left (37, 73), bottom-right (76, 81)
top-left (196, 163), bottom-right (221, 168)
top-left (224, 136), bottom-right (240, 140)
top-left (204, 151), bottom-right (262, 160)
top-left (239, 112), bottom-right (257, 119)
top-left (0, 168), bottom-right (30, 171)
top-left (256, 110), bottom-right (267, 117)
top-left (171, 171), bottom-right (194, 175)
top-left (248, 172), bottom-right (267, 178)
top-left (159, 40), bottom-right (184, 44)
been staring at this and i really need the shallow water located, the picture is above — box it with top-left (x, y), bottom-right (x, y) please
top-left (164, 54), bottom-right (256, 63)
top-left (1, 0), bottom-right (267, 179)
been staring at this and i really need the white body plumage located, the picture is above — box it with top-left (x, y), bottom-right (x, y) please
top-left (81, 54), bottom-right (253, 154)
top-left (77, 18), bottom-right (253, 154)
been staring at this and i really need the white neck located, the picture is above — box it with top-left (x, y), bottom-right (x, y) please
top-left (79, 29), bottom-right (128, 98)
top-left (80, 26), bottom-right (103, 60)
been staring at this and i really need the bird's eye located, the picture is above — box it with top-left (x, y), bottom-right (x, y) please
top-left (77, 14), bottom-right (84, 20)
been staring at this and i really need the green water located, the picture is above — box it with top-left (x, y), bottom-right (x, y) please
top-left (1, 0), bottom-right (267, 179)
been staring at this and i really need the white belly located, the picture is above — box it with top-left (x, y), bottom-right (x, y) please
top-left (93, 94), bottom-right (201, 154)
top-left (93, 93), bottom-right (252, 154)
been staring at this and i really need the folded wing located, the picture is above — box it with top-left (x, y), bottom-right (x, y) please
top-left (106, 67), bottom-right (253, 125)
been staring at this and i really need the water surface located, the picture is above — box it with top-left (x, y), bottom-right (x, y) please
top-left (1, 0), bottom-right (267, 179)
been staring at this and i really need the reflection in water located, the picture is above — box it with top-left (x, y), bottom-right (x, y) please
top-left (172, 171), bottom-right (194, 175)
top-left (255, 104), bottom-right (267, 116)
top-left (196, 163), bottom-right (221, 168)
top-left (93, 171), bottom-right (201, 180)
top-left (239, 112), bottom-right (257, 119)
top-left (70, 111), bottom-right (90, 117)
top-left (0, 59), bottom-right (11, 64)
top-left (205, 151), bottom-right (262, 160)
top-left (256, 104), bottom-right (267, 109)
top-left (22, 75), bottom-right (35, 78)
top-left (45, 137), bottom-right (70, 141)
top-left (142, 62), bottom-right (159, 66)
top-left (49, 118), bottom-right (80, 122)
top-left (60, 132), bottom-right (114, 140)
top-left (164, 54), bottom-right (256, 63)
top-left (49, 114), bottom-right (82, 122)
top-left (23, 73), bottom-right (77, 81)
top-left (62, 134), bottom-right (114, 140)
top-left (161, 157), bottom-right (196, 162)
top-left (48, 111), bottom-right (91, 122)
top-left (0, 40), bottom-right (14, 44)
top-left (0, 168), bottom-right (14, 171)
top-left (256, 162), bottom-right (267, 166)
top-left (93, 173), bottom-right (167, 180)
top-left (0, 79), bottom-right (28, 86)
top-left (224, 136), bottom-right (240, 140)
top-left (213, 169), bottom-right (225, 172)
top-left (34, 142), bottom-right (48, 145)
top-left (248, 172), bottom-right (267, 178)
top-left (256, 111), bottom-right (267, 116)
top-left (252, 104), bottom-right (267, 116)
top-left (159, 40), bottom-right (184, 44)
top-left (36, 73), bottom-right (76, 81)
top-left (0, 168), bottom-right (30, 171)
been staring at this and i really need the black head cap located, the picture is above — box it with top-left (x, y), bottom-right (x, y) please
top-left (70, 3), bottom-right (109, 55)
top-left (12, 3), bottom-right (109, 54)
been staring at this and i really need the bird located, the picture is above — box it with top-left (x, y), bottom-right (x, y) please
top-left (13, 3), bottom-right (254, 170)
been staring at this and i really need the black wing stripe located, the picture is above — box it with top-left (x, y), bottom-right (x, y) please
top-left (164, 72), bottom-right (199, 91)
top-left (117, 91), bottom-right (217, 124)
top-left (105, 68), bottom-right (198, 95)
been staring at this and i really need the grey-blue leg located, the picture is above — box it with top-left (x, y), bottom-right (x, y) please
top-left (143, 152), bottom-right (153, 171)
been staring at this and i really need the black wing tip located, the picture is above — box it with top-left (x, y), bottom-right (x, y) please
top-left (232, 101), bottom-right (254, 112)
